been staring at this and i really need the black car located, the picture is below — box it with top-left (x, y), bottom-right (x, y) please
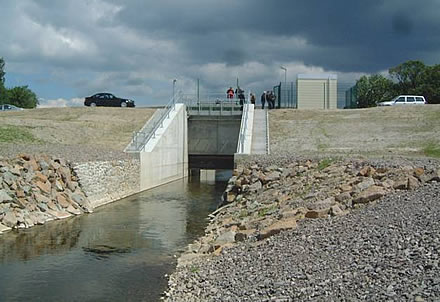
top-left (84, 93), bottom-right (135, 107)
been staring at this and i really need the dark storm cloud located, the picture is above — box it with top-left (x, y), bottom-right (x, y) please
top-left (113, 0), bottom-right (440, 72)
top-left (392, 13), bottom-right (413, 36)
top-left (2, 0), bottom-right (440, 106)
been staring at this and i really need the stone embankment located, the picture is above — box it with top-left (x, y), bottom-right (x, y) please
top-left (174, 158), bottom-right (440, 263)
top-left (0, 154), bottom-right (91, 234)
top-left (164, 157), bottom-right (440, 301)
top-left (74, 159), bottom-right (140, 208)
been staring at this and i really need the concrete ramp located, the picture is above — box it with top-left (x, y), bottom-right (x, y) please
top-left (251, 109), bottom-right (269, 154)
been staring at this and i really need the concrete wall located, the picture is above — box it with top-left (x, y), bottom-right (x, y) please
top-left (188, 115), bottom-right (241, 155)
top-left (74, 158), bottom-right (140, 208)
top-left (140, 104), bottom-right (188, 191)
top-left (297, 76), bottom-right (337, 109)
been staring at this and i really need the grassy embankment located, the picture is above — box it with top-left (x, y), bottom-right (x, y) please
top-left (0, 107), bottom-right (155, 149)
top-left (270, 105), bottom-right (440, 158)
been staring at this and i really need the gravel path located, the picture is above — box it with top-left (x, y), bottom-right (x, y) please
top-left (166, 182), bottom-right (440, 301)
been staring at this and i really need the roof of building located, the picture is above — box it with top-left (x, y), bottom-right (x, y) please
top-left (297, 73), bottom-right (338, 80)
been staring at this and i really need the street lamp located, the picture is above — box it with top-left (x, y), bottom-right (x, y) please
top-left (280, 66), bottom-right (287, 108)
top-left (173, 79), bottom-right (177, 103)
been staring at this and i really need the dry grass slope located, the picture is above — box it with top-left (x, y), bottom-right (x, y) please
top-left (269, 105), bottom-right (440, 158)
top-left (0, 107), bottom-right (155, 162)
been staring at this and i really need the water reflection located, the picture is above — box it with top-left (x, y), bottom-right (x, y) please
top-left (0, 172), bottom-right (228, 302)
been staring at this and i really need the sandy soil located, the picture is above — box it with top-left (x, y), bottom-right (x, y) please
top-left (269, 105), bottom-right (440, 158)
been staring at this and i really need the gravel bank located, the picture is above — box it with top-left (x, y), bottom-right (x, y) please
top-left (0, 143), bottom-right (136, 163)
top-left (166, 169), bottom-right (440, 301)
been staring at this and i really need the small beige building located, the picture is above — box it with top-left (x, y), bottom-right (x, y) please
top-left (297, 74), bottom-right (337, 109)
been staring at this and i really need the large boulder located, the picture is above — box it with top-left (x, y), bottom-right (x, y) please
top-left (2, 211), bottom-right (18, 228)
top-left (353, 185), bottom-right (387, 204)
top-left (258, 218), bottom-right (297, 240)
top-left (0, 190), bottom-right (12, 203)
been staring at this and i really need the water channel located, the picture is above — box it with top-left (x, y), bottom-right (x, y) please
top-left (0, 171), bottom-right (230, 302)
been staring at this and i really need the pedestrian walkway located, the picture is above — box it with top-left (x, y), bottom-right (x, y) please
top-left (251, 109), bottom-right (269, 154)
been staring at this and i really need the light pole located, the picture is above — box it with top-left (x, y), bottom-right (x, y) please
top-left (173, 79), bottom-right (177, 103)
top-left (280, 66), bottom-right (287, 108)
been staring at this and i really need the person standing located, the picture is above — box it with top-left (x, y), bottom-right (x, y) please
top-left (268, 91), bottom-right (276, 109)
top-left (227, 87), bottom-right (234, 99)
top-left (261, 91), bottom-right (267, 109)
top-left (250, 93), bottom-right (256, 105)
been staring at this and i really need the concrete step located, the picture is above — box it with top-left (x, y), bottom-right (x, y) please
top-left (251, 109), bottom-right (268, 154)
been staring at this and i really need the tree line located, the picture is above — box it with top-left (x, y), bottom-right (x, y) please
top-left (0, 57), bottom-right (38, 109)
top-left (355, 60), bottom-right (440, 108)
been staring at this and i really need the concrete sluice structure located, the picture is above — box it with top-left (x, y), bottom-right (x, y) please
top-left (125, 95), bottom-right (269, 192)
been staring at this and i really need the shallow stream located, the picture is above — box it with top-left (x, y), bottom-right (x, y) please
top-left (0, 173), bottom-right (228, 301)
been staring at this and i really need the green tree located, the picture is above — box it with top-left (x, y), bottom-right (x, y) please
top-left (355, 74), bottom-right (394, 108)
top-left (0, 84), bottom-right (7, 105)
top-left (389, 60), bottom-right (426, 94)
top-left (0, 57), bottom-right (6, 104)
top-left (418, 64), bottom-right (440, 104)
top-left (0, 57), bottom-right (5, 84)
top-left (7, 86), bottom-right (39, 108)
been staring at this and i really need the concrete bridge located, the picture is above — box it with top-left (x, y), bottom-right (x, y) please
top-left (124, 92), bottom-right (269, 191)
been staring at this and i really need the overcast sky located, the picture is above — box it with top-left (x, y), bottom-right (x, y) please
top-left (1, 0), bottom-right (439, 107)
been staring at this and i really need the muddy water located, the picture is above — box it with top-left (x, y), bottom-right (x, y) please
top-left (0, 173), bottom-right (229, 302)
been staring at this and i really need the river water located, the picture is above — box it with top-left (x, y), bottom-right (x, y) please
top-left (0, 172), bottom-right (229, 302)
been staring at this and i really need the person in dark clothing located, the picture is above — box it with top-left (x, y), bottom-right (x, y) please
top-left (272, 92), bottom-right (277, 108)
top-left (268, 91), bottom-right (276, 109)
top-left (236, 87), bottom-right (245, 110)
top-left (261, 91), bottom-right (267, 109)
top-left (250, 93), bottom-right (256, 105)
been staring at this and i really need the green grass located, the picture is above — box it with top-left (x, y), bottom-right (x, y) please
top-left (318, 158), bottom-right (334, 170)
top-left (0, 125), bottom-right (39, 143)
top-left (190, 266), bottom-right (200, 273)
top-left (258, 205), bottom-right (278, 217)
top-left (423, 142), bottom-right (440, 158)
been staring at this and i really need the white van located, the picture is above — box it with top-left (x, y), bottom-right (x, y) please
top-left (378, 95), bottom-right (427, 106)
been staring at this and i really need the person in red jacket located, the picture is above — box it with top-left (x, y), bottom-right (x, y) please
top-left (226, 87), bottom-right (234, 99)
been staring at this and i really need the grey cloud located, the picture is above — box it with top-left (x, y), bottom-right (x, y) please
top-left (113, 0), bottom-right (440, 72)
top-left (1, 0), bottom-right (440, 105)
top-left (392, 13), bottom-right (413, 36)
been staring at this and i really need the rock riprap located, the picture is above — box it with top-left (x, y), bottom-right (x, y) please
top-left (164, 158), bottom-right (440, 301)
top-left (172, 158), bottom-right (440, 265)
top-left (0, 154), bottom-right (92, 234)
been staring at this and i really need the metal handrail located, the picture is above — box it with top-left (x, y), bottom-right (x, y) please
top-left (183, 96), bottom-right (244, 116)
top-left (265, 108), bottom-right (270, 154)
top-left (236, 91), bottom-right (251, 154)
top-left (125, 91), bottom-right (183, 152)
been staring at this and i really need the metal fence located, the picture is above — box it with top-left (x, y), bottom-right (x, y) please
top-left (344, 85), bottom-right (358, 108)
top-left (182, 93), bottom-right (248, 116)
top-left (274, 82), bottom-right (297, 108)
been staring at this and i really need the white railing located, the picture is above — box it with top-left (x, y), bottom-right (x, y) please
top-left (124, 91), bottom-right (183, 153)
top-left (265, 109), bottom-right (270, 154)
top-left (236, 91), bottom-right (251, 154)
